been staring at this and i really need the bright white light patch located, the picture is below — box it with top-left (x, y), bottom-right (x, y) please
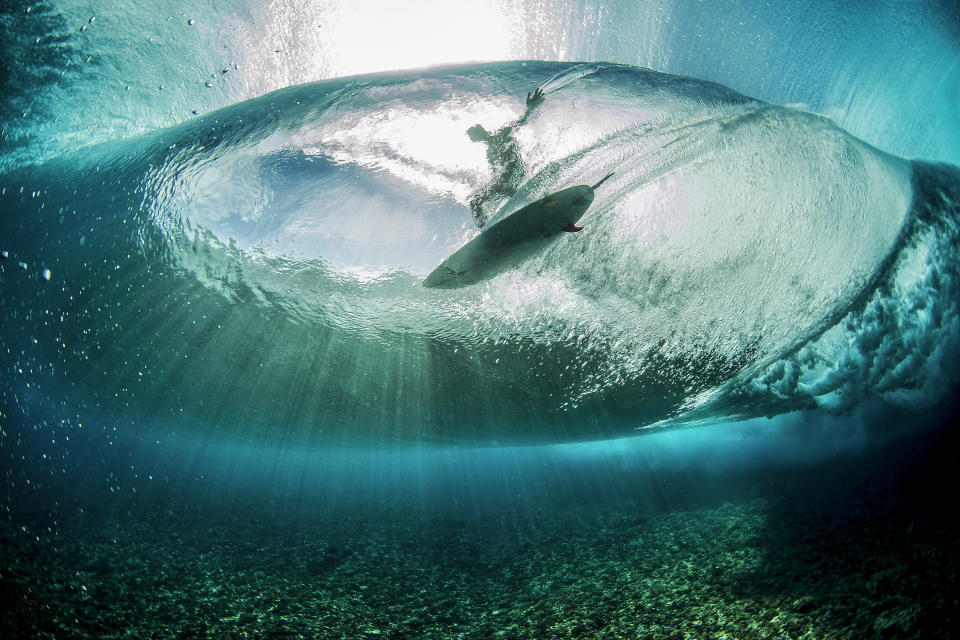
top-left (326, 0), bottom-right (512, 76)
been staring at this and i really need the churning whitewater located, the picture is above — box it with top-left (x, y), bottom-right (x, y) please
top-left (1, 61), bottom-right (958, 443)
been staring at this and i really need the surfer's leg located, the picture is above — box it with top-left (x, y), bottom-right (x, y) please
top-left (469, 192), bottom-right (488, 226)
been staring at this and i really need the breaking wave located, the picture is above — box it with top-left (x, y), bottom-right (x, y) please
top-left (1, 62), bottom-right (957, 443)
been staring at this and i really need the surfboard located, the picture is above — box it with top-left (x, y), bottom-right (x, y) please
top-left (423, 174), bottom-right (612, 288)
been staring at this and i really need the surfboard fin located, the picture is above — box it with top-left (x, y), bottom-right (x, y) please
top-left (443, 266), bottom-right (467, 276)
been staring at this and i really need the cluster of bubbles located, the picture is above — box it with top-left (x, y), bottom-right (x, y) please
top-left (0, 249), bottom-right (51, 282)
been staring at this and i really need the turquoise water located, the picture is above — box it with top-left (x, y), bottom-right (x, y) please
top-left (2, 1), bottom-right (959, 637)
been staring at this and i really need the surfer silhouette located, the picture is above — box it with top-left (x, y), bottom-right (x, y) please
top-left (467, 87), bottom-right (546, 226)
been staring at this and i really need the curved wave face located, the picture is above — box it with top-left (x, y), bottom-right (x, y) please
top-left (1, 62), bottom-right (957, 444)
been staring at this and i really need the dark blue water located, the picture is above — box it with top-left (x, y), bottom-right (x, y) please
top-left (2, 1), bottom-right (959, 637)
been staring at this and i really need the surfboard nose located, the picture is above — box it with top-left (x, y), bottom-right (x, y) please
top-left (591, 171), bottom-right (615, 190)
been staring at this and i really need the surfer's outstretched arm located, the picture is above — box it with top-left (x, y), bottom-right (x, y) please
top-left (526, 87), bottom-right (545, 109)
top-left (518, 87), bottom-right (545, 124)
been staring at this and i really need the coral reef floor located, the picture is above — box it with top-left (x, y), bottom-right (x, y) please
top-left (2, 426), bottom-right (957, 639)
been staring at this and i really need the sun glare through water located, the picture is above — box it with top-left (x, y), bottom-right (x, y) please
top-left (325, 0), bottom-right (513, 76)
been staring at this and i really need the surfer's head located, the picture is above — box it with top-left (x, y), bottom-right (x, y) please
top-left (467, 124), bottom-right (490, 142)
